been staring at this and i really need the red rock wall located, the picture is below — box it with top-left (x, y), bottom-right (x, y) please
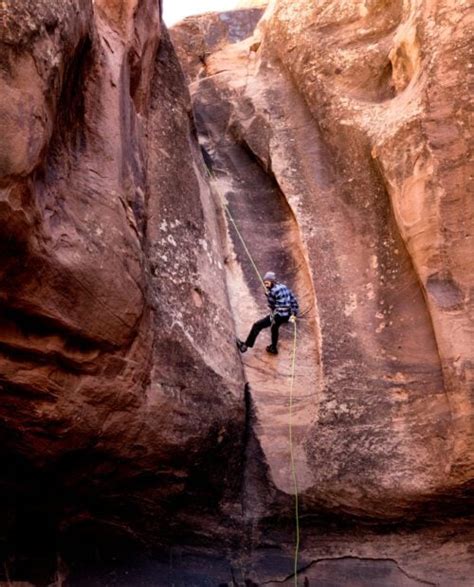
top-left (177, 0), bottom-right (473, 520)
top-left (0, 0), bottom-right (472, 584)
top-left (170, 2), bottom-right (473, 584)
top-left (262, 0), bottom-right (474, 499)
top-left (0, 0), bottom-right (244, 570)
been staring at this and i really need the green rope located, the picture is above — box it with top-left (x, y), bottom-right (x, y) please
top-left (288, 320), bottom-right (300, 585)
top-left (206, 162), bottom-right (300, 583)
top-left (206, 165), bottom-right (266, 291)
top-left (223, 204), bottom-right (266, 292)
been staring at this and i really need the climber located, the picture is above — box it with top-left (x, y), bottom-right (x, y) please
top-left (236, 272), bottom-right (299, 355)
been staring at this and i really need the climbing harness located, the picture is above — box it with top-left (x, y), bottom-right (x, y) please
top-left (205, 164), bottom-right (301, 585)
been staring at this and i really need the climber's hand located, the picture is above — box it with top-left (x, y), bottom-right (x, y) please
top-left (289, 315), bottom-right (296, 324)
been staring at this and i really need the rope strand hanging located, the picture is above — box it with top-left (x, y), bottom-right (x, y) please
top-left (289, 320), bottom-right (299, 586)
top-left (206, 164), bottom-right (301, 586)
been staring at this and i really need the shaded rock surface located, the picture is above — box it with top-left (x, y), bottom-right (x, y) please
top-left (0, 0), bottom-right (472, 586)
top-left (0, 0), bottom-right (245, 582)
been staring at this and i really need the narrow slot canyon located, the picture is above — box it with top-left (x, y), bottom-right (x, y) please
top-left (197, 96), bottom-right (322, 498)
top-left (0, 1), bottom-right (472, 586)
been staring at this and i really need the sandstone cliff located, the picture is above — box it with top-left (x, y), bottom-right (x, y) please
top-left (262, 0), bottom-right (474, 504)
top-left (172, 0), bottom-right (473, 584)
top-left (0, 0), bottom-right (472, 585)
top-left (0, 0), bottom-right (245, 581)
top-left (177, 0), bottom-right (474, 512)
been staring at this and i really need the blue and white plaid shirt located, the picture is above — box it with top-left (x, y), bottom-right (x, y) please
top-left (267, 283), bottom-right (299, 317)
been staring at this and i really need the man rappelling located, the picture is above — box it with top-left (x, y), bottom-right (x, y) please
top-left (236, 271), bottom-right (299, 355)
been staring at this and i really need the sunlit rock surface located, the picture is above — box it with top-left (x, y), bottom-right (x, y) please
top-left (170, 7), bottom-right (265, 81)
top-left (261, 0), bottom-right (474, 507)
top-left (172, 0), bottom-right (474, 584)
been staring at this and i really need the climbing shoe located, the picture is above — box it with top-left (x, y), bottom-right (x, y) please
top-left (236, 339), bottom-right (248, 353)
top-left (266, 345), bottom-right (278, 355)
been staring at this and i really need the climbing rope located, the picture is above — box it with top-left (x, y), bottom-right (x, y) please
top-left (223, 205), bottom-right (266, 292)
top-left (288, 320), bottom-right (300, 586)
top-left (205, 163), bottom-right (301, 584)
top-left (205, 166), bottom-right (266, 292)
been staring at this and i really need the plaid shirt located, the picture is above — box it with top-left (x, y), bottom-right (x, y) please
top-left (267, 283), bottom-right (299, 317)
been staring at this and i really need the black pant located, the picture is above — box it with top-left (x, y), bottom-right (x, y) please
top-left (245, 314), bottom-right (289, 348)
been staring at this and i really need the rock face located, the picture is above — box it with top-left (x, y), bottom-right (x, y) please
top-left (180, 0), bottom-right (474, 515)
top-left (0, 0), bottom-right (473, 585)
top-left (170, 7), bottom-right (265, 81)
top-left (262, 0), bottom-right (474, 507)
top-left (0, 0), bottom-right (244, 579)
top-left (172, 0), bottom-right (473, 584)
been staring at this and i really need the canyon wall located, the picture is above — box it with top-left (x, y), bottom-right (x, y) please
top-left (0, 0), bottom-right (245, 579)
top-left (261, 0), bottom-right (474, 505)
top-left (0, 0), bottom-right (472, 584)
top-left (174, 0), bottom-right (474, 516)
top-left (172, 0), bottom-right (473, 583)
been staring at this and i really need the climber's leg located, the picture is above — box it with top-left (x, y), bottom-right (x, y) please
top-left (244, 315), bottom-right (272, 348)
top-left (268, 314), bottom-right (290, 352)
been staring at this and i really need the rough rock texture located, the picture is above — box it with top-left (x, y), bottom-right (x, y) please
top-left (0, 0), bottom-right (244, 581)
top-left (183, 0), bottom-right (474, 516)
top-left (0, 0), bottom-right (473, 585)
top-left (169, 7), bottom-right (265, 81)
top-left (172, 1), bottom-right (474, 584)
top-left (262, 0), bottom-right (474, 505)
